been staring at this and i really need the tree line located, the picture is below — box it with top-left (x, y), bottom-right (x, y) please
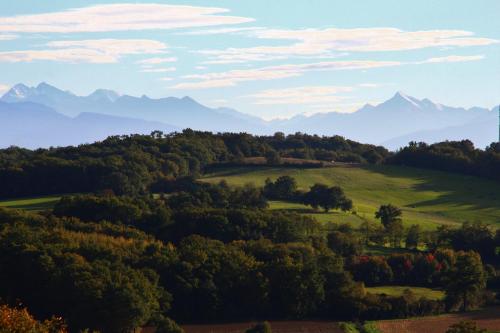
top-left (389, 140), bottom-right (500, 181)
top-left (0, 130), bottom-right (389, 199)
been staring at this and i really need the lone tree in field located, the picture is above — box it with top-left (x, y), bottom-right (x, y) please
top-left (444, 251), bottom-right (486, 312)
top-left (375, 204), bottom-right (402, 228)
top-left (446, 321), bottom-right (486, 333)
top-left (375, 204), bottom-right (404, 247)
top-left (263, 175), bottom-right (298, 200)
top-left (303, 183), bottom-right (353, 212)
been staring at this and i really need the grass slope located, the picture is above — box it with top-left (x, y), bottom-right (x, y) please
top-left (365, 286), bottom-right (444, 300)
top-left (0, 195), bottom-right (62, 211)
top-left (202, 165), bottom-right (500, 229)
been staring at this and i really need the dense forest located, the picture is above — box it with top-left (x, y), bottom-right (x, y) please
top-left (0, 177), bottom-right (499, 332)
top-left (0, 130), bottom-right (389, 199)
top-left (0, 131), bottom-right (499, 332)
top-left (389, 140), bottom-right (500, 181)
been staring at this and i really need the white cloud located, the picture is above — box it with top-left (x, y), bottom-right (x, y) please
top-left (159, 77), bottom-right (174, 81)
top-left (417, 54), bottom-right (485, 64)
top-left (0, 84), bottom-right (10, 94)
top-left (172, 53), bottom-right (486, 89)
top-left (137, 57), bottom-right (177, 65)
top-left (246, 86), bottom-right (354, 105)
top-left (140, 67), bottom-right (176, 73)
top-left (0, 4), bottom-right (253, 33)
top-left (177, 27), bottom-right (264, 36)
top-left (198, 27), bottom-right (498, 63)
top-left (0, 39), bottom-right (167, 63)
top-left (171, 60), bottom-right (401, 89)
top-left (172, 79), bottom-right (237, 89)
top-left (0, 34), bottom-right (17, 40)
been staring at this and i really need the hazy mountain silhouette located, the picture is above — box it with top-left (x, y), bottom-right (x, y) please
top-left (273, 92), bottom-right (494, 147)
top-left (382, 106), bottom-right (498, 150)
top-left (1, 82), bottom-right (267, 133)
top-left (2, 83), bottom-right (496, 149)
top-left (0, 101), bottom-right (177, 149)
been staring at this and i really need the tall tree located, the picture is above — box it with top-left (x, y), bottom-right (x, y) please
top-left (406, 224), bottom-right (421, 249)
top-left (375, 204), bottom-right (404, 247)
top-left (444, 251), bottom-right (486, 312)
top-left (375, 204), bottom-right (402, 229)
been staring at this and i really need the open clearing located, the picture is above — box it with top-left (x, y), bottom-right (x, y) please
top-left (0, 195), bottom-right (62, 211)
top-left (375, 306), bottom-right (500, 333)
top-left (365, 286), bottom-right (444, 300)
top-left (203, 165), bottom-right (500, 229)
top-left (2, 164), bottom-right (500, 230)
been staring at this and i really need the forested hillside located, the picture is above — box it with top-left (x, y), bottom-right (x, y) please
top-left (0, 131), bottom-right (499, 332)
top-left (389, 140), bottom-right (500, 181)
top-left (0, 130), bottom-right (388, 199)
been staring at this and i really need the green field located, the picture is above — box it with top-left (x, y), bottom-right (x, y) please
top-left (365, 286), bottom-right (445, 300)
top-left (203, 165), bottom-right (500, 229)
top-left (0, 195), bottom-right (62, 211)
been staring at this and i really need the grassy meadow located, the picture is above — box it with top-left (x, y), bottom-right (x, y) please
top-left (365, 286), bottom-right (445, 300)
top-left (202, 164), bottom-right (500, 229)
top-left (2, 164), bottom-right (499, 230)
top-left (0, 195), bottom-right (62, 211)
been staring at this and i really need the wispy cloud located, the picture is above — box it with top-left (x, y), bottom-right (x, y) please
top-left (0, 34), bottom-right (16, 40)
top-left (0, 84), bottom-right (10, 94)
top-left (177, 27), bottom-right (264, 36)
top-left (416, 54), bottom-right (485, 64)
top-left (140, 67), bottom-right (176, 73)
top-left (0, 39), bottom-right (167, 63)
top-left (198, 27), bottom-right (497, 63)
top-left (0, 4), bottom-right (253, 33)
top-left (246, 86), bottom-right (354, 105)
top-left (137, 57), bottom-right (177, 65)
top-left (171, 60), bottom-right (402, 89)
top-left (173, 54), bottom-right (485, 89)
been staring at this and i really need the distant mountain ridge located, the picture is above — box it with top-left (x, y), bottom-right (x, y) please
top-left (275, 91), bottom-right (496, 148)
top-left (0, 100), bottom-right (178, 149)
top-left (1, 82), bottom-right (266, 133)
top-left (1, 83), bottom-right (497, 150)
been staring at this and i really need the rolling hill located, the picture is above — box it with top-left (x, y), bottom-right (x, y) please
top-left (202, 164), bottom-right (500, 229)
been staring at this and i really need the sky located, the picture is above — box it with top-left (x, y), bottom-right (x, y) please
top-left (0, 0), bottom-right (498, 120)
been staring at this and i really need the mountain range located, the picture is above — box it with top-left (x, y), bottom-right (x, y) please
top-left (1, 82), bottom-right (497, 150)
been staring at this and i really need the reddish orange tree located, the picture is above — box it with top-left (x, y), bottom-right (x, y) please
top-left (0, 304), bottom-right (67, 333)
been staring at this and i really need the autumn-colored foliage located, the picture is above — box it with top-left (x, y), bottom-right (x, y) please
top-left (0, 304), bottom-right (67, 333)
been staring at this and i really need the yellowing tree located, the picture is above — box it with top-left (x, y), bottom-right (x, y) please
top-left (0, 304), bottom-right (67, 333)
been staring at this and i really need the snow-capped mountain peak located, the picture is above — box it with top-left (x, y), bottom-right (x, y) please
top-left (12, 84), bottom-right (30, 96)
top-left (392, 91), bottom-right (421, 107)
top-left (87, 89), bottom-right (120, 102)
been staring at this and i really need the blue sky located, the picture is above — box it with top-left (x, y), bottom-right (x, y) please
top-left (0, 0), bottom-right (498, 119)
